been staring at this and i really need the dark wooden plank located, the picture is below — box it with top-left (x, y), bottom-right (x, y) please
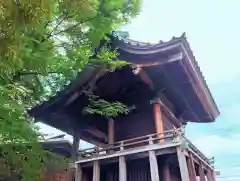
top-left (177, 147), bottom-right (190, 181)
top-left (119, 156), bottom-right (127, 181)
top-left (148, 150), bottom-right (160, 181)
top-left (163, 161), bottom-right (171, 181)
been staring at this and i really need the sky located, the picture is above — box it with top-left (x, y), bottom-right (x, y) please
top-left (122, 0), bottom-right (240, 180)
top-left (38, 0), bottom-right (240, 180)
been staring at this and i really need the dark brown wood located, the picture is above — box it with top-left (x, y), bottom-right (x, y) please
top-left (119, 156), bottom-right (127, 181)
top-left (148, 150), bottom-right (160, 181)
top-left (177, 147), bottom-right (190, 181)
top-left (153, 103), bottom-right (164, 143)
top-left (187, 153), bottom-right (197, 181)
top-left (92, 161), bottom-right (100, 181)
top-left (134, 67), bottom-right (154, 90)
top-left (85, 128), bottom-right (108, 142)
top-left (198, 163), bottom-right (206, 181)
top-left (108, 118), bottom-right (114, 144)
top-left (163, 160), bottom-right (171, 181)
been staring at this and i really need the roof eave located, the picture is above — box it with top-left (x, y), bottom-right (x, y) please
top-left (180, 40), bottom-right (220, 121)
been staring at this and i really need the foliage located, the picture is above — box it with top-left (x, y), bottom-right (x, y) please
top-left (0, 0), bottom-right (140, 181)
top-left (83, 92), bottom-right (131, 117)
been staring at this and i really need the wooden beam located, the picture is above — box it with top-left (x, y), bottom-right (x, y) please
top-left (177, 147), bottom-right (190, 181)
top-left (149, 150), bottom-right (160, 181)
top-left (187, 153), bottom-right (197, 181)
top-left (85, 128), bottom-right (108, 142)
top-left (108, 118), bottom-right (114, 144)
top-left (92, 161), bottom-right (100, 181)
top-left (153, 102), bottom-right (164, 143)
top-left (119, 156), bottom-right (127, 181)
top-left (198, 163), bottom-right (206, 181)
top-left (133, 67), bottom-right (154, 90)
top-left (75, 164), bottom-right (82, 181)
top-left (77, 142), bottom-right (180, 164)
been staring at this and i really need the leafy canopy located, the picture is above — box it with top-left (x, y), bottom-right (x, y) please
top-left (0, 0), bottom-right (140, 181)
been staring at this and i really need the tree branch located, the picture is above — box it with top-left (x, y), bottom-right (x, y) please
top-left (50, 15), bottom-right (97, 38)
top-left (13, 71), bottom-right (60, 81)
top-left (50, 0), bottom-right (110, 38)
top-left (43, 12), bottom-right (69, 42)
top-left (18, 71), bottom-right (59, 76)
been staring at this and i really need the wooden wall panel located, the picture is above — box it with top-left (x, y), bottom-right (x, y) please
top-left (115, 106), bottom-right (155, 141)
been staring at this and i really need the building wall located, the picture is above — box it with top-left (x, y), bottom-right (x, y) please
top-left (115, 105), bottom-right (155, 141)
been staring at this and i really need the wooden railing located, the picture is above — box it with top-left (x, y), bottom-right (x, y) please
top-left (78, 128), bottom-right (211, 166)
top-left (79, 128), bottom-right (182, 159)
top-left (185, 137), bottom-right (211, 165)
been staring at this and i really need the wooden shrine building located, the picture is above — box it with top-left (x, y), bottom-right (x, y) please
top-left (30, 32), bottom-right (220, 181)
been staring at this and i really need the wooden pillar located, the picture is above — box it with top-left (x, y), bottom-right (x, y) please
top-left (211, 170), bottom-right (216, 181)
top-left (198, 163), bottom-right (206, 181)
top-left (119, 156), bottom-right (127, 181)
top-left (108, 118), bottom-right (114, 145)
top-left (72, 133), bottom-right (80, 161)
top-left (93, 161), bottom-right (100, 181)
top-left (163, 160), bottom-right (171, 181)
top-left (187, 153), bottom-right (197, 181)
top-left (177, 147), bottom-right (190, 181)
top-left (153, 102), bottom-right (164, 143)
top-left (149, 150), bottom-right (160, 181)
top-left (206, 170), bottom-right (213, 181)
top-left (75, 164), bottom-right (82, 181)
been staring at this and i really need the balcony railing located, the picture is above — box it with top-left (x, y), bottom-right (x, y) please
top-left (78, 128), bottom-right (211, 166)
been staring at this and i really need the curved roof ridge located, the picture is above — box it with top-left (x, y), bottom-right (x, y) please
top-left (112, 31), bottom-right (187, 48)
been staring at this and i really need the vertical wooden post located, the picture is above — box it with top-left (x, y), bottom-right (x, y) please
top-left (75, 164), bottom-right (82, 181)
top-left (108, 118), bottom-right (114, 145)
top-left (119, 156), bottom-right (127, 181)
top-left (206, 170), bottom-right (213, 181)
top-left (149, 150), bottom-right (160, 181)
top-left (211, 170), bottom-right (216, 181)
top-left (198, 163), bottom-right (206, 181)
top-left (177, 147), bottom-right (190, 181)
top-left (187, 153), bottom-right (197, 181)
top-left (93, 161), bottom-right (100, 181)
top-left (163, 160), bottom-right (171, 181)
top-left (72, 134), bottom-right (80, 161)
top-left (153, 102), bottom-right (164, 143)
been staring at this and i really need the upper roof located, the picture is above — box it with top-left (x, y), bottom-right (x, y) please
top-left (110, 32), bottom-right (219, 122)
top-left (29, 32), bottom-right (220, 137)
